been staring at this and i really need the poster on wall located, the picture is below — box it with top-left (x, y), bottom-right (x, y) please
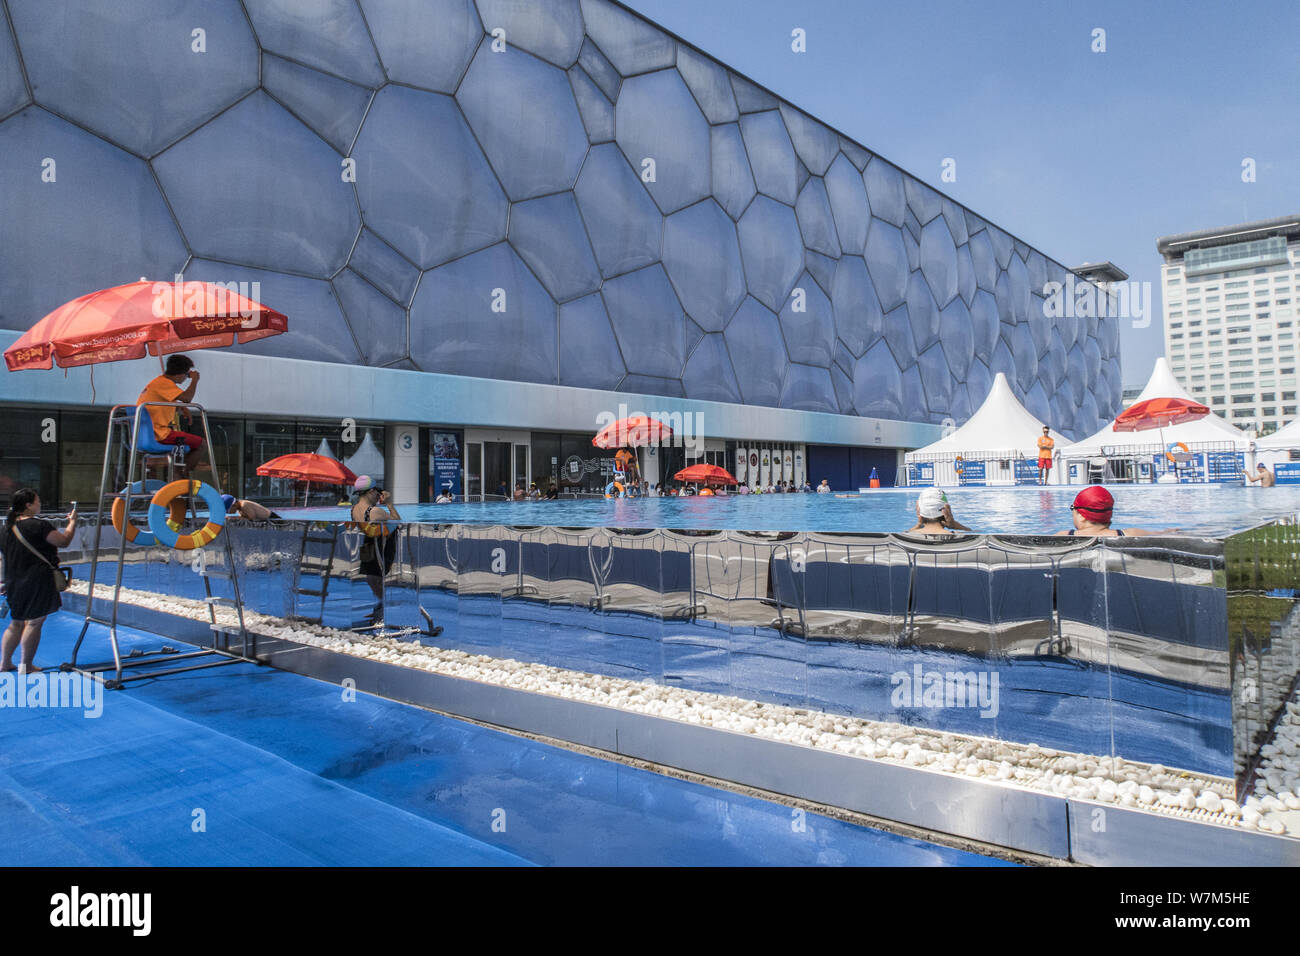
top-left (431, 430), bottom-right (462, 498)
top-left (736, 445), bottom-right (748, 484)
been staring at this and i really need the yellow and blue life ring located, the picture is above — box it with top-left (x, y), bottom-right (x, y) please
top-left (605, 481), bottom-right (625, 499)
top-left (148, 479), bottom-right (225, 550)
top-left (1166, 441), bottom-right (1189, 463)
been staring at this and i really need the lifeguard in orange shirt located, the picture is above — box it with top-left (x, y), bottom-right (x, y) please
top-left (1036, 426), bottom-right (1055, 485)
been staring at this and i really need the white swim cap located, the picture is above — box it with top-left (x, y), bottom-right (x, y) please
top-left (917, 487), bottom-right (948, 519)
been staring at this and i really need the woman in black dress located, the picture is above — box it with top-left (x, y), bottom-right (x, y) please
top-left (2, 489), bottom-right (78, 673)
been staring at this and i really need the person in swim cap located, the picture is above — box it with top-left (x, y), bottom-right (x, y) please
top-left (220, 493), bottom-right (281, 521)
top-left (905, 487), bottom-right (972, 535)
top-left (1055, 485), bottom-right (1165, 537)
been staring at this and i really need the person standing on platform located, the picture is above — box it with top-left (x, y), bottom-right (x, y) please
top-left (1036, 427), bottom-right (1055, 485)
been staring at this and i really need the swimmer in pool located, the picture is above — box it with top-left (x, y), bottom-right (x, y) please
top-left (1054, 485), bottom-right (1167, 537)
top-left (221, 494), bottom-right (281, 521)
top-left (1245, 464), bottom-right (1276, 487)
top-left (905, 488), bottom-right (972, 535)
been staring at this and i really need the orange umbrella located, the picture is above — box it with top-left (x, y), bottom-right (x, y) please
top-left (1113, 396), bottom-right (1209, 432)
top-left (592, 414), bottom-right (672, 449)
top-left (674, 463), bottom-right (736, 485)
top-left (256, 453), bottom-right (358, 485)
top-left (257, 453), bottom-right (357, 507)
top-left (4, 279), bottom-right (288, 371)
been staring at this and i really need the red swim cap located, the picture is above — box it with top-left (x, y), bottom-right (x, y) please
top-left (1073, 485), bottom-right (1114, 519)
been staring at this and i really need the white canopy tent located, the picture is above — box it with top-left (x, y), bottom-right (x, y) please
top-left (1254, 417), bottom-right (1300, 450)
top-left (904, 372), bottom-right (1067, 486)
top-left (1059, 358), bottom-right (1249, 482)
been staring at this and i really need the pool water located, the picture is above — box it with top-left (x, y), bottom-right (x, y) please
top-left (287, 484), bottom-right (1300, 537)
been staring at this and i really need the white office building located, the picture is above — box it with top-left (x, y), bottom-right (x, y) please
top-left (1158, 215), bottom-right (1300, 435)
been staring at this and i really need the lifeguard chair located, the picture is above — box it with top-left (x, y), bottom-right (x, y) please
top-left (64, 401), bottom-right (256, 688)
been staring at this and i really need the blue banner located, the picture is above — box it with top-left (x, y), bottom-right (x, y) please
top-left (1275, 462), bottom-right (1300, 485)
top-left (1154, 452), bottom-right (1206, 483)
top-left (1206, 452), bottom-right (1244, 483)
top-left (1014, 460), bottom-right (1041, 484)
top-left (908, 462), bottom-right (934, 485)
top-left (957, 459), bottom-right (986, 485)
top-left (431, 430), bottom-right (462, 498)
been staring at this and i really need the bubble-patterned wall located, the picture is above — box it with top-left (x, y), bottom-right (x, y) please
top-left (0, 0), bottom-right (1121, 436)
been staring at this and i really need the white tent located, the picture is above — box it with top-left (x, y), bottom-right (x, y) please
top-left (1059, 358), bottom-right (1248, 482)
top-left (343, 430), bottom-right (384, 480)
top-left (1254, 417), bottom-right (1300, 450)
top-left (1060, 358), bottom-right (1248, 457)
top-left (905, 372), bottom-right (1067, 486)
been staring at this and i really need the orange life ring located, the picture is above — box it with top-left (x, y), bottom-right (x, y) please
top-left (111, 480), bottom-right (187, 546)
top-left (1166, 441), bottom-right (1190, 463)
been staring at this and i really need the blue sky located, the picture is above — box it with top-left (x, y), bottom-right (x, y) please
top-left (624, 0), bottom-right (1300, 388)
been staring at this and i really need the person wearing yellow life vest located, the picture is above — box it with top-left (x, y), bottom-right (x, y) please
top-left (613, 446), bottom-right (640, 492)
top-left (350, 475), bottom-right (399, 626)
top-left (1036, 427), bottom-right (1055, 485)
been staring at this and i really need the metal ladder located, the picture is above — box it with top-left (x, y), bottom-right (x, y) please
top-left (291, 522), bottom-right (339, 625)
top-left (64, 401), bottom-right (256, 689)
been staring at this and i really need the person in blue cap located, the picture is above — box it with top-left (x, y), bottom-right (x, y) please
top-left (221, 493), bottom-right (281, 521)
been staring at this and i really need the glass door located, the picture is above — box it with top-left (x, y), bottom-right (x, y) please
top-left (466, 441), bottom-right (482, 500)
top-left (484, 441), bottom-right (511, 498)
top-left (514, 443), bottom-right (530, 494)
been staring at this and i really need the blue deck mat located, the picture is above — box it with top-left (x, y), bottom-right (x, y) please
top-left (0, 614), bottom-right (1009, 866)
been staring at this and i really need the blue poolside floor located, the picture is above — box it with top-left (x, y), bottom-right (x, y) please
top-left (0, 613), bottom-right (1011, 866)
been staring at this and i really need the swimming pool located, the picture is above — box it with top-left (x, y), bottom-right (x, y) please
top-left (286, 484), bottom-right (1300, 537)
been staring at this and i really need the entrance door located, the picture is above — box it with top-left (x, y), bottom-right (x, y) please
top-left (466, 441), bottom-right (482, 499)
top-left (484, 441), bottom-right (511, 498)
top-left (514, 443), bottom-right (530, 493)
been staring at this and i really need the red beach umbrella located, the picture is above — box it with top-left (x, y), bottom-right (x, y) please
top-left (592, 414), bottom-right (673, 449)
top-left (257, 452), bottom-right (357, 508)
top-left (256, 453), bottom-right (357, 485)
top-left (1113, 397), bottom-right (1209, 433)
top-left (674, 463), bottom-right (736, 485)
top-left (4, 279), bottom-right (288, 371)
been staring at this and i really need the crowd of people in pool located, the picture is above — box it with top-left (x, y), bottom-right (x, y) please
top-left (483, 476), bottom-right (836, 499)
